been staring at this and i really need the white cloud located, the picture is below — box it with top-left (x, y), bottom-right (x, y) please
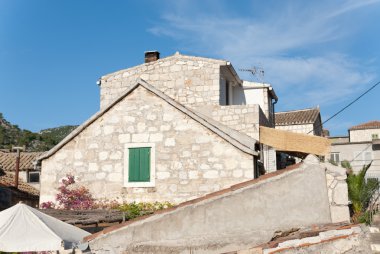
top-left (149, 0), bottom-right (378, 114)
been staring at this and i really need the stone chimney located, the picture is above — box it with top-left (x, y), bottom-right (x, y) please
top-left (144, 51), bottom-right (160, 63)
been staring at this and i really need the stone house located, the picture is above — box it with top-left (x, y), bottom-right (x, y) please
top-left (329, 120), bottom-right (380, 175)
top-left (275, 107), bottom-right (323, 136)
top-left (274, 107), bottom-right (324, 168)
top-left (39, 51), bottom-right (281, 204)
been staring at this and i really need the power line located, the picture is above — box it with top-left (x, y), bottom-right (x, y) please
top-left (308, 80), bottom-right (380, 134)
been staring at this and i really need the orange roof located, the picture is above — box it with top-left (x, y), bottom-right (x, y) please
top-left (349, 121), bottom-right (380, 131)
top-left (0, 173), bottom-right (39, 196)
top-left (0, 151), bottom-right (44, 172)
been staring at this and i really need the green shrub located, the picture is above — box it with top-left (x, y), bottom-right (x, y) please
top-left (347, 162), bottom-right (379, 224)
top-left (118, 201), bottom-right (174, 220)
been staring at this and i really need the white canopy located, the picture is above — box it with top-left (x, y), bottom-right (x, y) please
top-left (0, 203), bottom-right (91, 252)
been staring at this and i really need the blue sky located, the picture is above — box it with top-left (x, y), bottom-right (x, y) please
top-left (0, 0), bottom-right (379, 136)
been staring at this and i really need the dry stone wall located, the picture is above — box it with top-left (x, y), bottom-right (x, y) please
top-left (40, 86), bottom-right (255, 205)
top-left (324, 162), bottom-right (350, 223)
top-left (100, 54), bottom-right (226, 109)
top-left (194, 104), bottom-right (269, 140)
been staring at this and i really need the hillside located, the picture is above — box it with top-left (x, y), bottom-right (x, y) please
top-left (0, 113), bottom-right (77, 152)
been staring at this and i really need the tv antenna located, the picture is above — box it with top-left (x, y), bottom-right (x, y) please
top-left (239, 66), bottom-right (265, 82)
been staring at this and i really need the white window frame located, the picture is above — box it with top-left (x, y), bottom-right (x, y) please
top-left (123, 143), bottom-right (156, 187)
top-left (330, 152), bottom-right (340, 164)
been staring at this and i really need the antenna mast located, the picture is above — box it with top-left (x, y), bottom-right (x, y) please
top-left (239, 66), bottom-right (265, 82)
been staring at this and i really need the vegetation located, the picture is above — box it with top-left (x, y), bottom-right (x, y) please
top-left (346, 162), bottom-right (379, 224)
top-left (0, 112), bottom-right (77, 152)
top-left (41, 174), bottom-right (174, 220)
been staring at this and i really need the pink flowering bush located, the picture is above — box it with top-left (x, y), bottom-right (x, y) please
top-left (41, 174), bottom-right (94, 210)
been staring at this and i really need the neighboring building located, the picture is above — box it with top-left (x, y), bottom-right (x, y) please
top-left (39, 51), bottom-right (283, 204)
top-left (0, 172), bottom-right (39, 210)
top-left (329, 121), bottom-right (380, 175)
top-left (0, 150), bottom-right (43, 189)
top-left (275, 107), bottom-right (323, 136)
top-left (274, 107), bottom-right (323, 168)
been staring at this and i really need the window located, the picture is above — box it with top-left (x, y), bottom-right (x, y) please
top-left (330, 152), bottom-right (340, 164)
top-left (372, 134), bottom-right (379, 140)
top-left (28, 172), bottom-right (40, 183)
top-left (124, 143), bottom-right (155, 187)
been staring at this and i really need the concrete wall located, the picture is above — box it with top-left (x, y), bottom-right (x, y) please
top-left (243, 82), bottom-right (274, 126)
top-left (331, 142), bottom-right (380, 175)
top-left (100, 53), bottom-right (229, 109)
top-left (88, 155), bottom-right (333, 254)
top-left (350, 128), bottom-right (380, 142)
top-left (40, 86), bottom-right (256, 205)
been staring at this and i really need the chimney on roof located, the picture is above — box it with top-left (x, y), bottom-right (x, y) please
top-left (145, 51), bottom-right (160, 63)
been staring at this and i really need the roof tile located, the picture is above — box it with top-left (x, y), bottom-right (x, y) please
top-left (349, 121), bottom-right (380, 130)
top-left (0, 151), bottom-right (43, 172)
top-left (0, 173), bottom-right (39, 196)
top-left (275, 108), bottom-right (320, 126)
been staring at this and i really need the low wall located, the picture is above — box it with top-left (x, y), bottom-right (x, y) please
top-left (324, 162), bottom-right (350, 223)
top-left (88, 155), bottom-right (332, 254)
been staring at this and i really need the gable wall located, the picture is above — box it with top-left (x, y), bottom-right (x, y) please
top-left (40, 87), bottom-right (255, 205)
top-left (100, 55), bottom-right (225, 109)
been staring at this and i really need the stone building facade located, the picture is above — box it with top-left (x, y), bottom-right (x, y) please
top-left (39, 51), bottom-right (283, 204)
top-left (100, 52), bottom-right (240, 110)
top-left (39, 82), bottom-right (258, 204)
top-left (275, 107), bottom-right (323, 136)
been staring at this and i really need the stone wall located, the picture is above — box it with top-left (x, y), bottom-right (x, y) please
top-left (323, 163), bottom-right (350, 223)
top-left (40, 86), bottom-right (255, 205)
top-left (275, 123), bottom-right (314, 135)
top-left (194, 104), bottom-right (269, 140)
top-left (100, 53), bottom-right (228, 109)
top-left (88, 155), bottom-right (332, 254)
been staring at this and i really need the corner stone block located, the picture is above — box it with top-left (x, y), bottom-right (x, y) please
top-left (333, 182), bottom-right (349, 205)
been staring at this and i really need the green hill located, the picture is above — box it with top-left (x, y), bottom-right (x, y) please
top-left (0, 113), bottom-right (77, 152)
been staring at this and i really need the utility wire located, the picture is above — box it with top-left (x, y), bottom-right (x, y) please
top-left (308, 80), bottom-right (380, 134)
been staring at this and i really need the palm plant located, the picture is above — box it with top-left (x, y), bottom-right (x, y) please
top-left (347, 162), bottom-right (379, 223)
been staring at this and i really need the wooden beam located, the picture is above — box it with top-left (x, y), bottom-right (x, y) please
top-left (260, 126), bottom-right (331, 156)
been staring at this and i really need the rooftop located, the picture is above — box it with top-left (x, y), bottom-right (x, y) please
top-left (39, 79), bottom-right (258, 161)
top-left (0, 151), bottom-right (44, 172)
top-left (275, 108), bottom-right (320, 126)
top-left (349, 120), bottom-right (380, 131)
top-left (0, 173), bottom-right (39, 196)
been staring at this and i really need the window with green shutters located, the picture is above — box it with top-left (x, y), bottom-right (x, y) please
top-left (128, 147), bottom-right (151, 182)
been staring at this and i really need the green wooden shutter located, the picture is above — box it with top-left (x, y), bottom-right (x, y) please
top-left (129, 147), bottom-right (151, 182)
top-left (139, 147), bottom-right (150, 182)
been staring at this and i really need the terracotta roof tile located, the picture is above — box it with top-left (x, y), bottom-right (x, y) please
top-left (0, 173), bottom-right (39, 196)
top-left (349, 120), bottom-right (380, 130)
top-left (275, 108), bottom-right (320, 126)
top-left (0, 151), bottom-right (43, 172)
